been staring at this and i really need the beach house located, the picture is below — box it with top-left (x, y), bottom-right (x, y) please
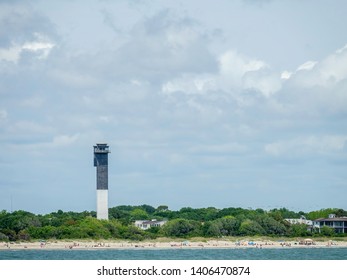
top-left (134, 219), bottom-right (167, 230)
top-left (285, 216), bottom-right (313, 226)
top-left (313, 214), bottom-right (347, 233)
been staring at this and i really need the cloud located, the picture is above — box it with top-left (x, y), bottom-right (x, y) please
top-left (51, 134), bottom-right (79, 147)
top-left (0, 2), bottom-right (57, 47)
top-left (1, 1), bottom-right (347, 212)
top-left (242, 68), bottom-right (282, 97)
top-left (265, 135), bottom-right (347, 157)
top-left (161, 49), bottom-right (282, 100)
top-left (0, 45), bottom-right (21, 63)
top-left (49, 69), bottom-right (99, 89)
top-left (275, 44), bottom-right (347, 117)
top-left (189, 143), bottom-right (248, 155)
top-left (0, 109), bottom-right (7, 123)
top-left (110, 10), bottom-right (217, 81)
top-left (288, 44), bottom-right (347, 88)
top-left (161, 74), bottom-right (217, 95)
top-left (296, 60), bottom-right (317, 71)
top-left (281, 71), bottom-right (292, 80)
top-left (218, 50), bottom-right (267, 90)
top-left (0, 33), bottom-right (55, 63)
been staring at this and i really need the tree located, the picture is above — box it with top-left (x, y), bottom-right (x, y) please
top-left (306, 209), bottom-right (338, 220)
top-left (78, 217), bottom-right (111, 239)
top-left (139, 205), bottom-right (156, 214)
top-left (269, 208), bottom-right (300, 219)
top-left (335, 209), bottom-right (347, 217)
top-left (203, 220), bottom-right (222, 237)
top-left (258, 216), bottom-right (287, 235)
top-left (109, 207), bottom-right (131, 224)
top-left (103, 220), bottom-right (122, 238)
top-left (219, 216), bottom-right (240, 236)
top-left (18, 229), bottom-right (31, 240)
top-left (130, 209), bottom-right (149, 220)
top-left (320, 226), bottom-right (335, 237)
top-left (0, 210), bottom-right (41, 233)
top-left (239, 219), bottom-right (265, 236)
top-left (289, 223), bottom-right (310, 237)
top-left (162, 219), bottom-right (201, 237)
top-left (122, 225), bottom-right (148, 240)
top-left (28, 225), bottom-right (58, 239)
top-left (0, 232), bottom-right (9, 241)
top-left (156, 205), bottom-right (169, 212)
top-left (0, 229), bottom-right (17, 241)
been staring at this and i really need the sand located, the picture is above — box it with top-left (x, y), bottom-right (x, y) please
top-left (1, 239), bottom-right (347, 250)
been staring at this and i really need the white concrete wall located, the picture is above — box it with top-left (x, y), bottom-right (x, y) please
top-left (97, 189), bottom-right (108, 220)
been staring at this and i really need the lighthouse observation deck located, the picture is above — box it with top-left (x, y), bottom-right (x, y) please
top-left (93, 143), bottom-right (110, 154)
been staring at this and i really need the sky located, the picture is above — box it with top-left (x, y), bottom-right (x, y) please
top-left (1, 0), bottom-right (347, 214)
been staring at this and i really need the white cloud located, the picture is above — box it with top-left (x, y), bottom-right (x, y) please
top-left (165, 24), bottom-right (199, 49)
top-left (296, 60), bottom-right (317, 71)
top-left (265, 135), bottom-right (347, 157)
top-left (10, 121), bottom-right (52, 135)
top-left (218, 50), bottom-right (268, 91)
top-left (218, 50), bottom-right (285, 97)
top-left (0, 45), bottom-right (22, 63)
top-left (2, 1), bottom-right (347, 212)
top-left (243, 70), bottom-right (282, 97)
top-left (22, 41), bottom-right (55, 59)
top-left (112, 10), bottom-right (217, 81)
top-left (161, 74), bottom-right (217, 95)
top-left (190, 143), bottom-right (247, 154)
top-left (162, 49), bottom-right (282, 98)
top-left (51, 134), bottom-right (79, 147)
top-left (281, 70), bottom-right (292, 80)
top-left (289, 44), bottom-right (347, 88)
top-left (335, 43), bottom-right (347, 54)
top-left (0, 33), bottom-right (55, 63)
top-left (49, 70), bottom-right (99, 88)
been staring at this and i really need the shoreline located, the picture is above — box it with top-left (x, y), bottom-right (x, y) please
top-left (1, 239), bottom-right (347, 251)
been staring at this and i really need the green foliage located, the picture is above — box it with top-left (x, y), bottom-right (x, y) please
top-left (28, 225), bottom-right (59, 239)
top-left (306, 208), bottom-right (339, 220)
top-left (257, 216), bottom-right (287, 235)
top-left (320, 226), bottom-right (335, 237)
top-left (0, 210), bottom-right (41, 233)
top-left (156, 205), bottom-right (169, 212)
top-left (239, 219), bottom-right (265, 236)
top-left (130, 209), bottom-right (149, 220)
top-left (1, 205), bottom-right (346, 241)
top-left (289, 223), bottom-right (310, 237)
top-left (0, 232), bottom-right (9, 241)
top-left (269, 208), bottom-right (301, 219)
top-left (203, 220), bottom-right (223, 237)
top-left (162, 219), bottom-right (202, 237)
top-left (108, 207), bottom-right (131, 224)
top-left (0, 229), bottom-right (17, 241)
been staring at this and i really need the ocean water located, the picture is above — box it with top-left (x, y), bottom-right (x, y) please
top-left (1, 248), bottom-right (346, 260)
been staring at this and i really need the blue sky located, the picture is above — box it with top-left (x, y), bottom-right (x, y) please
top-left (1, 0), bottom-right (347, 214)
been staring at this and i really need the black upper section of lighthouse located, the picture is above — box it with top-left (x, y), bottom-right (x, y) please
top-left (94, 143), bottom-right (110, 190)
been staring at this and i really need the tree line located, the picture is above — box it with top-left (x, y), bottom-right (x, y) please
top-left (0, 206), bottom-right (346, 241)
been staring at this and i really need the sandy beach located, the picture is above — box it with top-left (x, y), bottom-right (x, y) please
top-left (1, 239), bottom-right (347, 250)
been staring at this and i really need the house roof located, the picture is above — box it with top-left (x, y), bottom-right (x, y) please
top-left (136, 220), bottom-right (166, 225)
top-left (314, 217), bottom-right (347, 222)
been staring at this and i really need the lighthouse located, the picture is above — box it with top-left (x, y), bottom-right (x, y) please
top-left (93, 143), bottom-right (110, 220)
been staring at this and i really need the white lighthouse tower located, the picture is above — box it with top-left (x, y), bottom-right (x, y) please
top-left (93, 143), bottom-right (110, 220)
